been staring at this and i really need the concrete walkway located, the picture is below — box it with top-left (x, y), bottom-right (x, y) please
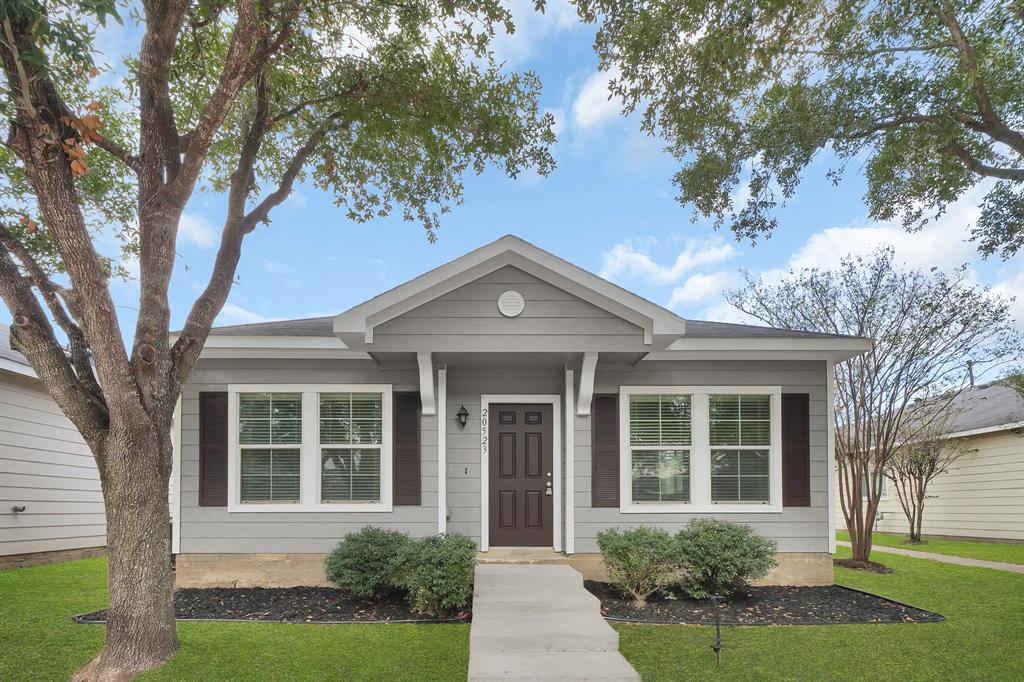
top-left (468, 564), bottom-right (640, 681)
top-left (837, 540), bottom-right (1024, 573)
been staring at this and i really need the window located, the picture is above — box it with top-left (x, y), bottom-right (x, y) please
top-left (619, 387), bottom-right (781, 512)
top-left (320, 393), bottom-right (384, 503)
top-left (709, 394), bottom-right (771, 503)
top-left (228, 385), bottom-right (393, 512)
top-left (238, 393), bottom-right (301, 503)
top-left (629, 394), bottom-right (691, 503)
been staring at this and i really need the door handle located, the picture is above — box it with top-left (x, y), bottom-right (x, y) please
top-left (544, 480), bottom-right (553, 496)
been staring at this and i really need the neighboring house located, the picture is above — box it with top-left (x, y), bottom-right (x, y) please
top-left (0, 325), bottom-right (106, 566)
top-left (170, 235), bottom-right (871, 587)
top-left (836, 381), bottom-right (1024, 541)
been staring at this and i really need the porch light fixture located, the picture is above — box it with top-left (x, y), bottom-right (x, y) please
top-left (456, 405), bottom-right (469, 429)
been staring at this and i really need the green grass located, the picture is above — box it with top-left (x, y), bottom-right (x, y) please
top-left (0, 558), bottom-right (468, 681)
top-left (837, 530), bottom-right (1024, 565)
top-left (617, 546), bottom-right (1024, 681)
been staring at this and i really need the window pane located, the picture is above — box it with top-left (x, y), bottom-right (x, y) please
top-left (320, 393), bottom-right (383, 445)
top-left (740, 450), bottom-right (770, 476)
top-left (709, 420), bottom-right (739, 446)
top-left (240, 393), bottom-right (302, 445)
top-left (241, 449), bottom-right (299, 503)
top-left (711, 475), bottom-right (738, 502)
top-left (321, 448), bottom-right (381, 502)
top-left (740, 476), bottom-right (770, 502)
top-left (629, 394), bottom-right (691, 446)
top-left (632, 449), bottom-right (689, 503)
top-left (712, 448), bottom-right (770, 503)
top-left (710, 394), bottom-right (771, 447)
top-left (709, 394), bottom-right (739, 420)
top-left (740, 420), bottom-right (770, 446)
top-left (711, 450), bottom-right (739, 476)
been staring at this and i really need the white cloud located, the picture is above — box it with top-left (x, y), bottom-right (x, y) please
top-left (698, 300), bottom-right (758, 325)
top-left (667, 270), bottom-right (736, 308)
top-left (490, 0), bottom-right (581, 67)
top-left (178, 213), bottom-right (218, 249)
top-left (571, 67), bottom-right (622, 131)
top-left (216, 303), bottom-right (278, 325)
top-left (990, 267), bottom-right (1024, 329)
top-left (600, 238), bottom-right (736, 286)
top-left (260, 258), bottom-right (289, 274)
top-left (546, 107), bottom-right (566, 139)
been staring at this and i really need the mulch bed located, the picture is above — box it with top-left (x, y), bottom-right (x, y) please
top-left (584, 581), bottom-right (942, 626)
top-left (75, 587), bottom-right (470, 625)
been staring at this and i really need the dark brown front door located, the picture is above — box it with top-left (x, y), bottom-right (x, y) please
top-left (489, 404), bottom-right (554, 546)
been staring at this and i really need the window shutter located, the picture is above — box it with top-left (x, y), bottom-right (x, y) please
top-left (393, 392), bottom-right (421, 506)
top-left (781, 393), bottom-right (811, 507)
top-left (199, 391), bottom-right (228, 507)
top-left (591, 394), bottom-right (619, 508)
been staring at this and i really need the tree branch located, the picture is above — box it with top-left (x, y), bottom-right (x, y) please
top-left (944, 140), bottom-right (1024, 181)
top-left (801, 42), bottom-right (954, 57)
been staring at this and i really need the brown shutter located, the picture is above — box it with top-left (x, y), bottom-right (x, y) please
top-left (591, 394), bottom-right (620, 508)
top-left (199, 391), bottom-right (228, 507)
top-left (393, 392), bottom-right (421, 506)
top-left (781, 393), bottom-right (811, 507)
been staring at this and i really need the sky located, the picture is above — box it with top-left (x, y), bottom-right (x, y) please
top-left (2, 2), bottom-right (1021, 382)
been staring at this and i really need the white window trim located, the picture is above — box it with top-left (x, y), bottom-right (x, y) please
top-left (618, 386), bottom-right (783, 514)
top-left (227, 384), bottom-right (393, 513)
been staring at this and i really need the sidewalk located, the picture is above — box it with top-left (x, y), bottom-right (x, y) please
top-left (836, 541), bottom-right (1024, 574)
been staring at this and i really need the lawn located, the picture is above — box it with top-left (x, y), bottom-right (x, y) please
top-left (837, 530), bottom-right (1024, 565)
top-left (0, 558), bottom-right (468, 681)
top-left (617, 546), bottom-right (1024, 681)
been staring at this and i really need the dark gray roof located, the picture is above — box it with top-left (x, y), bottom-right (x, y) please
top-left (205, 314), bottom-right (862, 341)
top-left (937, 382), bottom-right (1024, 434)
top-left (0, 324), bottom-right (30, 367)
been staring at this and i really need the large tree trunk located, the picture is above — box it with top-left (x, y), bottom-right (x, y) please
top-left (76, 421), bottom-right (179, 681)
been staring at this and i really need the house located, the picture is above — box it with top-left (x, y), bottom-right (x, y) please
top-left (0, 325), bottom-right (106, 567)
top-left (170, 235), bottom-right (871, 587)
top-left (836, 380), bottom-right (1024, 541)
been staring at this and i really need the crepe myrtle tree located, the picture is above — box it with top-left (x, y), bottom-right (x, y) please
top-left (726, 249), bottom-right (1020, 563)
top-left (887, 408), bottom-right (972, 543)
top-left (571, 0), bottom-right (1024, 258)
top-left (0, 1), bottom-right (554, 678)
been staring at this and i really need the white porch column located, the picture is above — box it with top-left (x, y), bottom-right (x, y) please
top-left (437, 367), bottom-right (447, 535)
top-left (564, 368), bottom-right (575, 554)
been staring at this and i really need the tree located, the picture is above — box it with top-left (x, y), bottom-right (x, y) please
top-left (726, 249), bottom-right (1019, 563)
top-left (0, 1), bottom-right (554, 678)
top-left (887, 407), bottom-right (972, 543)
top-left (572, 0), bottom-right (1024, 258)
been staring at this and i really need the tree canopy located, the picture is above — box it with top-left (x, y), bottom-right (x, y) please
top-left (574, 0), bottom-right (1024, 257)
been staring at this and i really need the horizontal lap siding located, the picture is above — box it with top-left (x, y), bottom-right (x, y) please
top-left (575, 360), bottom-right (830, 554)
top-left (836, 430), bottom-right (1024, 540)
top-left (370, 267), bottom-right (645, 352)
top-left (178, 359), bottom-right (437, 554)
top-left (1, 372), bottom-right (105, 556)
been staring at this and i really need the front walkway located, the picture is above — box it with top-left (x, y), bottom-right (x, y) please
top-left (468, 564), bottom-right (639, 681)
top-left (837, 540), bottom-right (1024, 573)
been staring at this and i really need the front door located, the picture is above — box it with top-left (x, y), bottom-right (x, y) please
top-left (489, 403), bottom-right (554, 546)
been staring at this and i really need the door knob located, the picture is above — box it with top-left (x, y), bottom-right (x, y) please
top-left (544, 481), bottom-right (553, 496)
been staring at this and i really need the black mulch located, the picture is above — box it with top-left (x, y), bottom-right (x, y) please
top-left (834, 558), bottom-right (893, 574)
top-left (584, 581), bottom-right (942, 626)
top-left (75, 587), bottom-right (470, 625)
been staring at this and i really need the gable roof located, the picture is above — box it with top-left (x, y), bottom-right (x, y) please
top-left (0, 324), bottom-right (38, 378)
top-left (925, 381), bottom-right (1024, 436)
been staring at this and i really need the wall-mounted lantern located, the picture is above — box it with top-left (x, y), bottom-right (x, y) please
top-left (456, 405), bottom-right (469, 429)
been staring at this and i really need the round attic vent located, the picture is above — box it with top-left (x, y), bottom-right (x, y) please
top-left (497, 290), bottom-right (525, 317)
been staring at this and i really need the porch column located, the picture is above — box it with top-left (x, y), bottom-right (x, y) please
top-left (437, 367), bottom-right (447, 535)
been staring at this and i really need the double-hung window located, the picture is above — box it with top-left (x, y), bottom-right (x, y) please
top-left (238, 393), bottom-right (302, 503)
top-left (620, 387), bottom-right (781, 512)
top-left (228, 385), bottom-right (393, 511)
top-left (320, 393), bottom-right (384, 503)
top-left (628, 394), bottom-right (692, 503)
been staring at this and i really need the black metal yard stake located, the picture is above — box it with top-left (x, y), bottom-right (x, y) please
top-left (711, 594), bottom-right (724, 669)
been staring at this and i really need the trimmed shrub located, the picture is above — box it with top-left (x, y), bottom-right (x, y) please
top-left (399, 534), bottom-right (477, 617)
top-left (675, 519), bottom-right (777, 599)
top-left (596, 527), bottom-right (679, 608)
top-left (324, 526), bottom-right (411, 598)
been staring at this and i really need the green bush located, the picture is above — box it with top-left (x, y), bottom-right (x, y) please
top-left (596, 527), bottom-right (679, 608)
top-left (398, 534), bottom-right (477, 617)
top-left (675, 519), bottom-right (778, 599)
top-left (324, 527), bottom-right (411, 598)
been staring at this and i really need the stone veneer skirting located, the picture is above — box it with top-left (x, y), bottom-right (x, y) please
top-left (174, 551), bottom-right (833, 588)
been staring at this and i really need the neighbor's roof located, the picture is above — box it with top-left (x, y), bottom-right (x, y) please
top-left (0, 324), bottom-right (29, 367)
top-left (936, 381), bottom-right (1024, 435)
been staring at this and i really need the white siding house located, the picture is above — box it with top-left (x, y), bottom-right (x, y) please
top-left (0, 325), bottom-right (105, 564)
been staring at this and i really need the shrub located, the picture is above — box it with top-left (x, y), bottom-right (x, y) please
top-left (398, 534), bottom-right (477, 617)
top-left (675, 519), bottom-right (777, 599)
top-left (596, 527), bottom-right (679, 608)
top-left (324, 526), bottom-right (411, 598)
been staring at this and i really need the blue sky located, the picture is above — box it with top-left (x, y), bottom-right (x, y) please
top-left (2, 2), bottom-right (1021, 376)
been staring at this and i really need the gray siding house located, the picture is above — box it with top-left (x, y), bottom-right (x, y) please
top-left (1, 325), bottom-right (105, 565)
top-left (171, 236), bottom-right (870, 587)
